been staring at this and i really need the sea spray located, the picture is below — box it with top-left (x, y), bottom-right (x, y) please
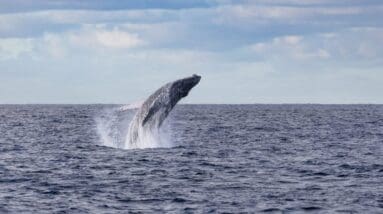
top-left (124, 119), bottom-right (172, 149)
top-left (95, 107), bottom-right (129, 149)
top-left (95, 106), bottom-right (172, 149)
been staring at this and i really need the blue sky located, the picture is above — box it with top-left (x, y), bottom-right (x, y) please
top-left (0, 0), bottom-right (382, 104)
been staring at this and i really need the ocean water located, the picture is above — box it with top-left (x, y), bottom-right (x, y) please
top-left (0, 104), bottom-right (382, 213)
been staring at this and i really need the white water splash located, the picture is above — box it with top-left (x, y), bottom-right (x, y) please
top-left (118, 101), bottom-right (143, 111)
top-left (124, 122), bottom-right (172, 149)
top-left (95, 106), bottom-right (173, 149)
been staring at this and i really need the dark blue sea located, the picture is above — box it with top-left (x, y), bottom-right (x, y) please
top-left (0, 104), bottom-right (382, 213)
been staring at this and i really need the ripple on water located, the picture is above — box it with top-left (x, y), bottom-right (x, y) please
top-left (0, 104), bottom-right (382, 213)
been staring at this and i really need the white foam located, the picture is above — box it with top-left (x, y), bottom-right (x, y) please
top-left (118, 101), bottom-right (143, 111)
top-left (124, 122), bottom-right (172, 149)
top-left (95, 106), bottom-right (173, 150)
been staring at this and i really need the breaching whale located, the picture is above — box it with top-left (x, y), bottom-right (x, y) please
top-left (126, 74), bottom-right (201, 148)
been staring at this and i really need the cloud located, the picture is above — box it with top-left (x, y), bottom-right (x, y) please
top-left (0, 25), bottom-right (145, 60)
top-left (0, 0), bottom-right (216, 13)
top-left (69, 27), bottom-right (145, 49)
top-left (94, 29), bottom-right (143, 48)
top-left (249, 27), bottom-right (383, 62)
top-left (250, 35), bottom-right (330, 61)
top-left (0, 38), bottom-right (34, 59)
top-left (1, 2), bottom-right (382, 51)
top-left (212, 0), bottom-right (383, 6)
top-left (0, 9), bottom-right (179, 38)
top-left (214, 4), bottom-right (382, 23)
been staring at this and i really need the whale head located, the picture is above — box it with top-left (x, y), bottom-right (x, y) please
top-left (170, 74), bottom-right (201, 100)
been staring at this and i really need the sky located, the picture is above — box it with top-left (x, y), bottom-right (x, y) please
top-left (0, 0), bottom-right (382, 104)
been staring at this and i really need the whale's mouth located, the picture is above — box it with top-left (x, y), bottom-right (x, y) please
top-left (177, 74), bottom-right (201, 98)
top-left (191, 74), bottom-right (201, 85)
top-left (193, 74), bottom-right (201, 80)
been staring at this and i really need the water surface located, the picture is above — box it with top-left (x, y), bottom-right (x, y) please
top-left (0, 104), bottom-right (382, 213)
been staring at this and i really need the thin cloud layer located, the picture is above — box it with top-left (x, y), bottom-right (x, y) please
top-left (0, 0), bottom-right (382, 103)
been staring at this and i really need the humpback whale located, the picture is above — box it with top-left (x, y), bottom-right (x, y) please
top-left (126, 74), bottom-right (201, 148)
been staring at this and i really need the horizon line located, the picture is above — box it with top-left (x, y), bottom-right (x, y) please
top-left (1, 103), bottom-right (382, 105)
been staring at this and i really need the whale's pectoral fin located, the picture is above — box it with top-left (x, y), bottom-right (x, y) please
top-left (142, 100), bottom-right (163, 126)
